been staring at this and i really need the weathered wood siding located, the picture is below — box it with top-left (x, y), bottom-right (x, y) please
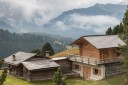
top-left (100, 48), bottom-right (118, 59)
top-left (105, 62), bottom-right (123, 77)
top-left (23, 66), bottom-right (30, 80)
top-left (78, 40), bottom-right (119, 60)
top-left (9, 64), bottom-right (23, 77)
top-left (79, 42), bottom-right (100, 59)
top-left (23, 67), bottom-right (57, 81)
top-left (55, 59), bottom-right (72, 73)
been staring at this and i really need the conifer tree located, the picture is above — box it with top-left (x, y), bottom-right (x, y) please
top-left (118, 23), bottom-right (123, 34)
top-left (31, 49), bottom-right (41, 55)
top-left (106, 27), bottom-right (112, 35)
top-left (53, 67), bottom-right (66, 85)
top-left (119, 8), bottom-right (128, 84)
top-left (112, 25), bottom-right (120, 35)
top-left (41, 42), bottom-right (54, 57)
top-left (106, 23), bottom-right (123, 35)
top-left (0, 60), bottom-right (7, 85)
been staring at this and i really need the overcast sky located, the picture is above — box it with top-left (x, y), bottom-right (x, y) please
top-left (0, 0), bottom-right (127, 35)
top-left (0, 0), bottom-right (125, 24)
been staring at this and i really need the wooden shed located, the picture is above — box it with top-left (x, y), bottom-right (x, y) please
top-left (4, 52), bottom-right (60, 81)
top-left (22, 59), bottom-right (60, 81)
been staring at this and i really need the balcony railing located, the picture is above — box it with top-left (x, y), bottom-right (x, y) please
top-left (68, 54), bottom-right (123, 66)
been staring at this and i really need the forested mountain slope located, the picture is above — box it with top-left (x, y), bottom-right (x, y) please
top-left (0, 29), bottom-right (73, 59)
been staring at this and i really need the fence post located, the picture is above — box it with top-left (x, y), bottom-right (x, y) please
top-left (95, 59), bottom-right (97, 65)
top-left (88, 58), bottom-right (90, 64)
top-left (75, 56), bottom-right (77, 61)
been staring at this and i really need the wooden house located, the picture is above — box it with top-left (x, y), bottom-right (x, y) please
top-left (68, 35), bottom-right (125, 80)
top-left (4, 52), bottom-right (60, 81)
top-left (4, 52), bottom-right (77, 81)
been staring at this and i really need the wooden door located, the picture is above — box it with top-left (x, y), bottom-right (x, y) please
top-left (83, 66), bottom-right (91, 80)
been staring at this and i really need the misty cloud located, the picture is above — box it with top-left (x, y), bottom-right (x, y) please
top-left (0, 0), bottom-right (123, 26)
top-left (54, 14), bottom-right (120, 34)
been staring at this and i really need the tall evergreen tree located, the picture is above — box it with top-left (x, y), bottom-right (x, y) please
top-left (106, 23), bottom-right (123, 35)
top-left (112, 25), bottom-right (120, 35)
top-left (119, 9), bottom-right (128, 84)
top-left (118, 23), bottom-right (123, 34)
top-left (53, 67), bottom-right (66, 85)
top-left (41, 42), bottom-right (54, 57)
top-left (106, 27), bottom-right (112, 35)
top-left (0, 60), bottom-right (7, 85)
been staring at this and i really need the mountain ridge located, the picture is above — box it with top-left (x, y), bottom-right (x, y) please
top-left (0, 3), bottom-right (127, 38)
top-left (43, 3), bottom-right (127, 38)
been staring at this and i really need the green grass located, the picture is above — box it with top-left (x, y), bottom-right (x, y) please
top-left (0, 69), bottom-right (125, 85)
top-left (2, 73), bottom-right (125, 85)
top-left (51, 48), bottom-right (79, 58)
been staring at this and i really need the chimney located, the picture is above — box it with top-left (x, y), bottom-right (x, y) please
top-left (12, 55), bottom-right (16, 61)
top-left (45, 51), bottom-right (50, 58)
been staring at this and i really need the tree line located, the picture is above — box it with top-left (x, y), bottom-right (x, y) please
top-left (31, 42), bottom-right (54, 57)
top-left (0, 29), bottom-right (73, 59)
top-left (106, 8), bottom-right (128, 85)
top-left (106, 23), bottom-right (123, 35)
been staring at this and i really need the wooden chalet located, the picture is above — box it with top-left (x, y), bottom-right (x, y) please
top-left (4, 52), bottom-right (60, 81)
top-left (68, 35), bottom-right (125, 80)
top-left (4, 52), bottom-right (77, 81)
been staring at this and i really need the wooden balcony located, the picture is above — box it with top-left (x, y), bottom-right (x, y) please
top-left (68, 54), bottom-right (123, 66)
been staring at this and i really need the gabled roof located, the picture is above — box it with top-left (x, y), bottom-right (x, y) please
top-left (71, 35), bottom-right (125, 49)
top-left (22, 59), bottom-right (60, 71)
top-left (4, 52), bottom-right (36, 66)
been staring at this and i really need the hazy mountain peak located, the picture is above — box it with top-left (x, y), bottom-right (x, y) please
top-left (0, 2), bottom-right (127, 38)
top-left (119, 0), bottom-right (128, 5)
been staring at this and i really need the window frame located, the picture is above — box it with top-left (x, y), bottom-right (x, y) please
top-left (72, 64), bottom-right (81, 71)
top-left (93, 68), bottom-right (101, 76)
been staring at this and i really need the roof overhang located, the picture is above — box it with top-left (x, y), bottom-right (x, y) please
top-left (70, 35), bottom-right (126, 49)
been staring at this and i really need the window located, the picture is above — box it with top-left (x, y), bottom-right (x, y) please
top-left (72, 64), bottom-right (81, 70)
top-left (75, 65), bottom-right (79, 69)
top-left (93, 68), bottom-right (101, 76)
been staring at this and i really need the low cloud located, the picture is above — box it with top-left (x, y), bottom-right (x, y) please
top-left (0, 0), bottom-right (123, 26)
top-left (54, 14), bottom-right (120, 34)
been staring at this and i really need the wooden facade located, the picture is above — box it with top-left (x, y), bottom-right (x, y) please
top-left (69, 35), bottom-right (125, 80)
top-left (79, 41), bottom-right (100, 59)
top-left (8, 64), bottom-right (23, 77)
top-left (54, 59), bottom-right (72, 73)
top-left (23, 66), bottom-right (58, 81)
top-left (77, 39), bottom-right (120, 60)
top-left (5, 52), bottom-right (78, 81)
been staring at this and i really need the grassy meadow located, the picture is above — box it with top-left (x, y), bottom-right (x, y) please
top-left (2, 73), bottom-right (125, 85)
